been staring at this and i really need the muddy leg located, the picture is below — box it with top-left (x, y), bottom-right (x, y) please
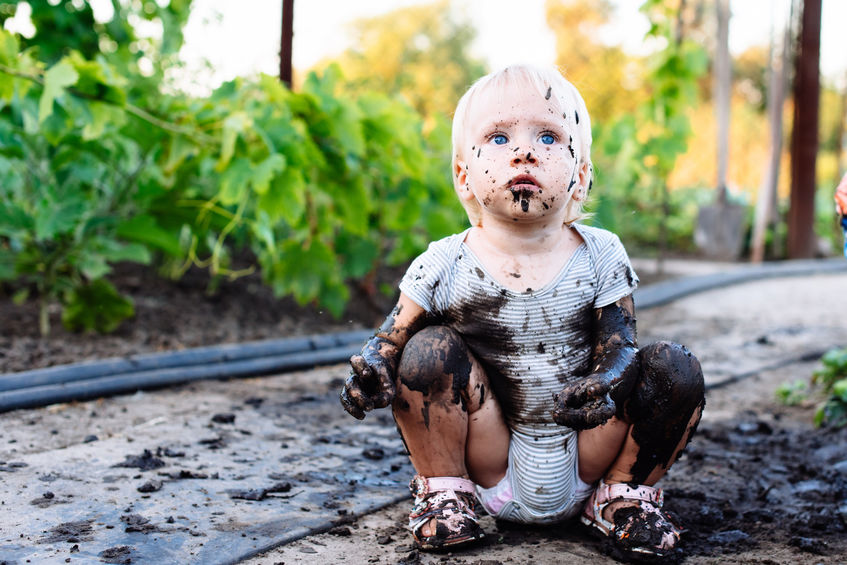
top-left (579, 341), bottom-right (704, 485)
top-left (393, 325), bottom-right (509, 487)
top-left (393, 326), bottom-right (509, 540)
top-left (578, 341), bottom-right (704, 557)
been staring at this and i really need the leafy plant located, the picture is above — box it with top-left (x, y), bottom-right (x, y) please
top-left (812, 348), bottom-right (847, 428)
top-left (775, 379), bottom-right (809, 407)
top-left (588, 0), bottom-right (708, 252)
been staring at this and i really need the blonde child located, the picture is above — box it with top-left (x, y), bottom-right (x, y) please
top-left (341, 65), bottom-right (704, 561)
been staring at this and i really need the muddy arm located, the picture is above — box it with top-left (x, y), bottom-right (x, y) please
top-left (340, 293), bottom-right (431, 419)
top-left (552, 295), bottom-right (638, 430)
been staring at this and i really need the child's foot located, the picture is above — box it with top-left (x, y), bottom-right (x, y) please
top-left (408, 475), bottom-right (485, 550)
top-left (580, 480), bottom-right (683, 562)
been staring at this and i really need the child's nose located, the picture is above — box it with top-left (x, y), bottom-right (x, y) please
top-left (512, 152), bottom-right (537, 166)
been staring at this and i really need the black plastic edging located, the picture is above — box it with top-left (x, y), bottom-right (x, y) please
top-left (0, 344), bottom-right (361, 413)
top-left (0, 329), bottom-right (373, 392)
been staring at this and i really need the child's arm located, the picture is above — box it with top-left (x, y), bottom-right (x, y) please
top-left (551, 295), bottom-right (638, 430)
top-left (340, 292), bottom-right (431, 419)
top-left (836, 172), bottom-right (847, 216)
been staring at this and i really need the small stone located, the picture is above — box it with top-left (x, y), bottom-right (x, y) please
top-left (362, 448), bottom-right (385, 460)
top-left (137, 480), bottom-right (163, 493)
top-left (211, 413), bottom-right (236, 424)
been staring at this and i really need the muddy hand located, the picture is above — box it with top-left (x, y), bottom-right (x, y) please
top-left (551, 375), bottom-right (616, 430)
top-left (340, 336), bottom-right (398, 420)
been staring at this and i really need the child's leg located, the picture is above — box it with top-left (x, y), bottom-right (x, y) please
top-left (577, 340), bottom-right (704, 485)
top-left (393, 325), bottom-right (510, 486)
top-left (577, 341), bottom-right (704, 556)
top-left (392, 325), bottom-right (510, 544)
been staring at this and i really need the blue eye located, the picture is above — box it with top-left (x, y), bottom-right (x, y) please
top-left (540, 133), bottom-right (556, 145)
top-left (492, 134), bottom-right (508, 145)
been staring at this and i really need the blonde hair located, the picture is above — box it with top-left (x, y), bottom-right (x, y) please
top-left (451, 65), bottom-right (593, 226)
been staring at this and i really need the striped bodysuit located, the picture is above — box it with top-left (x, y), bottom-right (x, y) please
top-left (398, 223), bottom-right (639, 523)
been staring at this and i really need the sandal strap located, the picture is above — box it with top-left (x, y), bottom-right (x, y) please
top-left (409, 475), bottom-right (476, 498)
top-left (594, 481), bottom-right (664, 507)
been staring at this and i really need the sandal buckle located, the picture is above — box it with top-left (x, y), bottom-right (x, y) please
top-left (410, 474), bottom-right (429, 498)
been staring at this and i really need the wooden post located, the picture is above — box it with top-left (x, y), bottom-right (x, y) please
top-left (279, 0), bottom-right (294, 88)
top-left (787, 0), bottom-right (821, 259)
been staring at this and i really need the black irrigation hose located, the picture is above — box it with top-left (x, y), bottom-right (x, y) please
top-left (1, 258), bottom-right (845, 413)
top-left (633, 256), bottom-right (846, 309)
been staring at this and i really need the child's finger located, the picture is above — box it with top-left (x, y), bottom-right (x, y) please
top-left (350, 355), bottom-right (373, 380)
top-left (340, 386), bottom-right (366, 420)
top-left (343, 373), bottom-right (375, 412)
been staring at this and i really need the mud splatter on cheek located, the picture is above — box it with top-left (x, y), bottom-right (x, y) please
top-left (545, 86), bottom-right (552, 100)
top-left (477, 148), bottom-right (481, 158)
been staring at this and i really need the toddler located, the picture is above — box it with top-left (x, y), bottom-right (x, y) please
top-left (341, 65), bottom-right (705, 561)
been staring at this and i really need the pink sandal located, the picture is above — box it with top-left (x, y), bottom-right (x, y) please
top-left (408, 475), bottom-right (485, 550)
top-left (581, 480), bottom-right (683, 560)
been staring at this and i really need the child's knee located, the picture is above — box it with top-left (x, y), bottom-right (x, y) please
top-left (636, 341), bottom-right (705, 409)
top-left (397, 326), bottom-right (472, 401)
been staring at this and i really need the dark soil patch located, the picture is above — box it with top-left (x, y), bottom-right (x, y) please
top-left (663, 412), bottom-right (847, 561)
top-left (0, 262), bottom-right (399, 373)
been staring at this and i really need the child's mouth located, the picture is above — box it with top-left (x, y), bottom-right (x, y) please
top-left (508, 174), bottom-right (539, 189)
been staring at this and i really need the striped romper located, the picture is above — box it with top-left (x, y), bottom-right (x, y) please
top-left (398, 223), bottom-right (639, 524)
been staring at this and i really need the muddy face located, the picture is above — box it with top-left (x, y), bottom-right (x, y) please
top-left (454, 82), bottom-right (584, 223)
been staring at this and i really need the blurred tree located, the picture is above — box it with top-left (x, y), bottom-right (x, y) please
top-left (325, 0), bottom-right (486, 122)
top-left (545, 0), bottom-right (641, 122)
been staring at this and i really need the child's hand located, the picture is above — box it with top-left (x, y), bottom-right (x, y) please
top-left (340, 336), bottom-right (399, 419)
top-left (551, 374), bottom-right (616, 430)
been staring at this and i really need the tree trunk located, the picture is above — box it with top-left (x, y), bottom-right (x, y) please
top-left (787, 0), bottom-right (821, 259)
top-left (751, 2), bottom-right (792, 263)
top-left (714, 0), bottom-right (731, 204)
top-left (279, 0), bottom-right (294, 88)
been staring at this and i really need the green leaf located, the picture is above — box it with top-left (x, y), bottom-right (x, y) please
top-left (39, 60), bottom-right (79, 124)
top-left (116, 215), bottom-right (182, 257)
top-left (34, 196), bottom-right (87, 240)
top-left (217, 111), bottom-right (251, 171)
top-left (251, 154), bottom-right (287, 195)
top-left (12, 287), bottom-right (29, 305)
top-left (61, 278), bottom-right (135, 334)
top-left (218, 157), bottom-right (253, 205)
top-left (0, 28), bottom-right (20, 67)
top-left (82, 101), bottom-right (127, 140)
top-left (259, 167), bottom-right (305, 224)
top-left (0, 250), bottom-right (16, 281)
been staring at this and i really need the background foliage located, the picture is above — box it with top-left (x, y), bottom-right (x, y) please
top-left (0, 2), bottom-right (464, 334)
top-left (0, 0), bottom-right (845, 335)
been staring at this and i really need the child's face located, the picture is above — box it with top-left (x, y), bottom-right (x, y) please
top-left (455, 84), bottom-right (587, 225)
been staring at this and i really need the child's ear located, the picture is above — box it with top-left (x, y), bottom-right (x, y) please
top-left (573, 161), bottom-right (591, 202)
top-left (454, 159), bottom-right (475, 202)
